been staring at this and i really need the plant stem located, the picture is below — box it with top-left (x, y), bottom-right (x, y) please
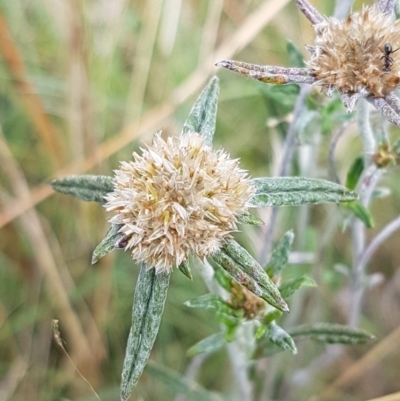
top-left (196, 259), bottom-right (254, 401)
top-left (260, 86), bottom-right (311, 264)
top-left (358, 99), bottom-right (375, 167)
top-left (333, 0), bottom-right (355, 20)
top-left (349, 99), bottom-right (379, 327)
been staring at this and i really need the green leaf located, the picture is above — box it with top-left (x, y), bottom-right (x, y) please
top-left (343, 200), bottom-right (374, 228)
top-left (181, 76), bottom-right (219, 146)
top-left (249, 177), bottom-right (358, 207)
top-left (185, 293), bottom-right (241, 339)
top-left (91, 224), bottom-right (125, 264)
top-left (184, 293), bottom-right (238, 317)
top-left (289, 323), bottom-right (375, 344)
top-left (223, 321), bottom-right (239, 342)
top-left (278, 275), bottom-right (316, 299)
top-left (262, 310), bottom-right (283, 326)
top-left (145, 361), bottom-right (222, 401)
top-left (236, 212), bottom-right (264, 226)
top-left (287, 40), bottom-right (305, 68)
top-left (187, 333), bottom-right (225, 357)
top-left (215, 311), bottom-right (241, 333)
top-left (261, 85), bottom-right (299, 113)
top-left (256, 310), bottom-right (284, 339)
top-left (346, 156), bottom-right (364, 190)
top-left (265, 230), bottom-right (294, 277)
top-left (256, 324), bottom-right (268, 340)
top-left (214, 266), bottom-right (234, 291)
top-left (51, 175), bottom-right (113, 204)
top-left (372, 186), bottom-right (391, 200)
top-left (120, 266), bottom-right (171, 401)
top-left (212, 251), bottom-right (289, 313)
top-left (253, 341), bottom-right (285, 359)
top-left (222, 240), bottom-right (288, 311)
top-left (264, 322), bottom-right (297, 354)
top-left (178, 260), bottom-right (193, 280)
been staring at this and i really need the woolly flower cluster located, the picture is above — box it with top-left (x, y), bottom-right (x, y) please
top-left (104, 132), bottom-right (255, 273)
top-left (309, 5), bottom-right (400, 97)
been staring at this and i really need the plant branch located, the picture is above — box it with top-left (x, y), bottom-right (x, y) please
top-left (260, 86), bottom-right (312, 263)
top-left (293, 0), bottom-right (324, 25)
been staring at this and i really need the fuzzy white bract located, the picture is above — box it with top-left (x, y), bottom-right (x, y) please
top-left (104, 132), bottom-right (255, 273)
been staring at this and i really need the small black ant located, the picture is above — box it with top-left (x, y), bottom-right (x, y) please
top-left (380, 42), bottom-right (399, 72)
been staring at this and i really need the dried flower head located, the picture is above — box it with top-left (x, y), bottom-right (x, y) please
top-left (309, 5), bottom-right (400, 97)
top-left (104, 132), bottom-right (255, 273)
top-left (216, 0), bottom-right (400, 127)
top-left (228, 280), bottom-right (266, 320)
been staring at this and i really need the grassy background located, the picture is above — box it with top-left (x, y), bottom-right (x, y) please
top-left (1, 0), bottom-right (400, 400)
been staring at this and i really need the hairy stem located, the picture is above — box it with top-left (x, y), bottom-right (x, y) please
top-left (260, 86), bottom-right (312, 263)
top-left (349, 101), bottom-right (379, 327)
top-left (333, 0), bottom-right (355, 20)
top-left (293, 0), bottom-right (324, 25)
top-left (378, 0), bottom-right (396, 15)
top-left (196, 259), bottom-right (254, 400)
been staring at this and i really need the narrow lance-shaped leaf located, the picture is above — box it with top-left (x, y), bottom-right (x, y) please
top-left (51, 175), bottom-right (113, 204)
top-left (92, 224), bottom-right (125, 264)
top-left (289, 323), bottom-right (375, 344)
top-left (346, 156), bottom-right (364, 190)
top-left (236, 212), bottom-right (264, 226)
top-left (278, 275), bottom-right (316, 299)
top-left (265, 230), bottom-right (294, 277)
top-left (212, 251), bottom-right (289, 313)
top-left (256, 310), bottom-right (283, 339)
top-left (287, 40), bottom-right (306, 68)
top-left (213, 266), bottom-right (234, 291)
top-left (185, 293), bottom-right (237, 316)
top-left (248, 177), bottom-right (358, 207)
top-left (264, 322), bottom-right (297, 354)
top-left (178, 260), bottom-right (193, 280)
top-left (343, 200), bottom-right (374, 228)
top-left (181, 76), bottom-right (219, 145)
top-left (120, 265), bottom-right (171, 401)
top-left (222, 239), bottom-right (287, 309)
top-left (187, 332), bottom-right (225, 357)
top-left (185, 294), bottom-right (242, 329)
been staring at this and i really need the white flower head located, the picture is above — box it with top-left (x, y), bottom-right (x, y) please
top-left (104, 132), bottom-right (255, 273)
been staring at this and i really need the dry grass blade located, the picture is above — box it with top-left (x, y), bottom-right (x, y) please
top-left (0, 129), bottom-right (106, 374)
top-left (67, 0), bottom-right (96, 164)
top-left (199, 0), bottom-right (224, 61)
top-left (53, 320), bottom-right (101, 401)
top-left (0, 357), bottom-right (28, 401)
top-left (125, 0), bottom-right (164, 123)
top-left (0, 0), bottom-right (291, 229)
top-left (365, 392), bottom-right (400, 401)
top-left (0, 12), bottom-right (63, 167)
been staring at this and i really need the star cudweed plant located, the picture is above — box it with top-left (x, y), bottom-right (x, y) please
top-left (217, 0), bottom-right (400, 126)
top-left (51, 77), bottom-right (369, 401)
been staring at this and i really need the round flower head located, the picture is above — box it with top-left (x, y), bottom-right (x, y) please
top-left (216, 1), bottom-right (400, 126)
top-left (104, 132), bottom-right (255, 273)
top-left (309, 5), bottom-right (400, 97)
